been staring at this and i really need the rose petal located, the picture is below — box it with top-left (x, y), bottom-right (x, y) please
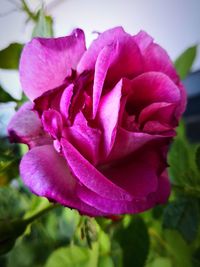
top-left (20, 29), bottom-right (86, 100)
top-left (20, 145), bottom-right (106, 216)
top-left (61, 138), bottom-right (133, 201)
top-left (92, 45), bottom-right (115, 118)
top-left (102, 143), bottom-right (168, 198)
top-left (139, 102), bottom-right (177, 126)
top-left (107, 127), bottom-right (166, 162)
top-left (42, 109), bottom-right (63, 139)
top-left (7, 102), bottom-right (51, 148)
top-left (60, 84), bottom-right (74, 121)
top-left (127, 72), bottom-right (181, 115)
top-left (77, 27), bottom-right (126, 72)
top-left (63, 112), bottom-right (102, 164)
top-left (134, 31), bottom-right (179, 83)
top-left (97, 79), bottom-right (124, 156)
top-left (78, 27), bottom-right (143, 89)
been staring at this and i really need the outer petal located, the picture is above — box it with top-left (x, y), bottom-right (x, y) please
top-left (101, 143), bottom-right (167, 198)
top-left (7, 102), bottom-right (51, 148)
top-left (20, 29), bottom-right (86, 100)
top-left (20, 145), bottom-right (106, 216)
top-left (133, 31), bottom-right (179, 83)
top-left (61, 138), bottom-right (133, 201)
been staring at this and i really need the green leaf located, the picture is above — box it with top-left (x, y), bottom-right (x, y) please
top-left (0, 85), bottom-right (16, 103)
top-left (195, 145), bottom-right (200, 171)
top-left (45, 245), bottom-right (95, 267)
top-left (163, 198), bottom-right (199, 242)
top-left (115, 216), bottom-right (149, 267)
top-left (98, 256), bottom-right (114, 267)
top-left (32, 9), bottom-right (53, 38)
top-left (164, 230), bottom-right (192, 267)
top-left (168, 138), bottom-right (190, 185)
top-left (147, 257), bottom-right (172, 267)
top-left (0, 43), bottom-right (23, 69)
top-left (0, 186), bottom-right (28, 220)
top-left (174, 45), bottom-right (197, 79)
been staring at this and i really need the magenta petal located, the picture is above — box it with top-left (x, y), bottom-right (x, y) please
top-left (20, 145), bottom-right (106, 216)
top-left (60, 84), bottom-right (74, 120)
top-left (152, 171), bottom-right (171, 204)
top-left (134, 30), bottom-right (153, 52)
top-left (42, 109), bottom-right (63, 139)
top-left (98, 80), bottom-right (123, 156)
top-left (139, 102), bottom-right (177, 126)
top-left (7, 102), bottom-right (51, 148)
top-left (20, 29), bottom-right (86, 100)
top-left (128, 72), bottom-right (181, 111)
top-left (92, 45), bottom-right (115, 118)
top-left (134, 31), bottom-right (179, 83)
top-left (102, 146), bottom-right (163, 198)
top-left (77, 27), bottom-right (126, 72)
top-left (63, 112), bottom-right (102, 164)
top-left (108, 127), bottom-right (165, 162)
top-left (61, 138), bottom-right (133, 201)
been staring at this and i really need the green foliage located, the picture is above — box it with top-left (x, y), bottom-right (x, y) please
top-left (45, 245), bottom-right (97, 267)
top-left (168, 122), bottom-right (200, 196)
top-left (164, 230), bottom-right (192, 267)
top-left (115, 216), bottom-right (150, 267)
top-left (174, 45), bottom-right (197, 79)
top-left (32, 9), bottom-right (54, 38)
top-left (0, 138), bottom-right (21, 185)
top-left (195, 145), bottom-right (200, 171)
top-left (0, 43), bottom-right (23, 70)
top-left (163, 198), bottom-right (199, 242)
top-left (0, 85), bottom-right (16, 103)
top-left (0, 186), bottom-right (27, 219)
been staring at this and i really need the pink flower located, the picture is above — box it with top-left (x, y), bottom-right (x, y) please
top-left (8, 27), bottom-right (186, 216)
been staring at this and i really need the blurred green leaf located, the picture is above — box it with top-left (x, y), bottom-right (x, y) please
top-left (0, 137), bottom-right (21, 184)
top-left (45, 245), bottom-right (97, 267)
top-left (115, 216), bottom-right (149, 267)
top-left (195, 146), bottom-right (200, 172)
top-left (0, 219), bottom-right (27, 255)
top-left (32, 9), bottom-right (54, 38)
top-left (0, 186), bottom-right (28, 219)
top-left (164, 230), bottom-right (192, 267)
top-left (168, 138), bottom-right (190, 184)
top-left (0, 85), bottom-right (16, 103)
top-left (110, 241), bottom-right (123, 267)
top-left (147, 257), bottom-right (172, 267)
top-left (168, 122), bottom-right (200, 195)
top-left (163, 198), bottom-right (199, 242)
top-left (0, 43), bottom-right (23, 70)
top-left (174, 45), bottom-right (197, 80)
top-left (98, 256), bottom-right (114, 267)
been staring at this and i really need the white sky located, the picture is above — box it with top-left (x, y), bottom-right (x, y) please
top-left (0, 0), bottom-right (200, 98)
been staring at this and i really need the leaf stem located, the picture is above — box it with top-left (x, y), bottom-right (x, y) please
top-left (21, 0), bottom-right (37, 21)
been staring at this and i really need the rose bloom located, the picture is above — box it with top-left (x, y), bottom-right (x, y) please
top-left (8, 27), bottom-right (186, 216)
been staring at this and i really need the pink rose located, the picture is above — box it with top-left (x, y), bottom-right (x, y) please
top-left (8, 27), bottom-right (186, 216)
